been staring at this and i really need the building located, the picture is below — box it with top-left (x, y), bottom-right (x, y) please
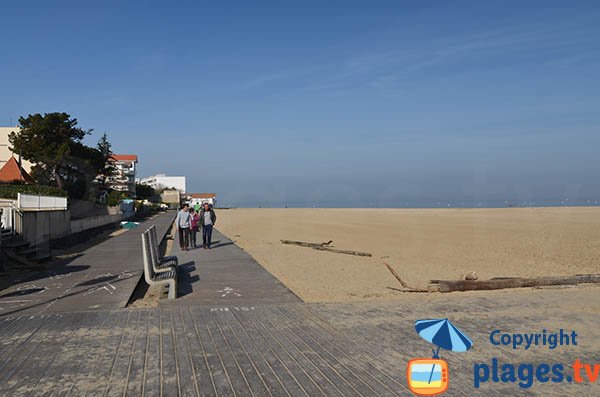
top-left (107, 154), bottom-right (138, 197)
top-left (0, 126), bottom-right (33, 173)
top-left (138, 174), bottom-right (186, 194)
top-left (160, 189), bottom-right (181, 208)
top-left (187, 193), bottom-right (217, 208)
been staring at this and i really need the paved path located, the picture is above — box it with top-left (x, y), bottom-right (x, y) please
top-left (163, 228), bottom-right (301, 307)
top-left (0, 212), bottom-right (175, 317)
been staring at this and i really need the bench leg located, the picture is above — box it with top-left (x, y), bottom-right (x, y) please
top-left (167, 279), bottom-right (177, 299)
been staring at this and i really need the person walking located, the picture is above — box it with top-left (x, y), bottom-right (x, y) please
top-left (200, 203), bottom-right (217, 249)
top-left (189, 207), bottom-right (199, 248)
top-left (194, 201), bottom-right (201, 213)
top-left (175, 204), bottom-right (191, 251)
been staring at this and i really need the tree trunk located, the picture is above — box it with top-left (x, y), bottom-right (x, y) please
top-left (54, 164), bottom-right (65, 191)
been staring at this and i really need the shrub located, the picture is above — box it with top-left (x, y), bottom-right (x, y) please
top-left (0, 184), bottom-right (67, 199)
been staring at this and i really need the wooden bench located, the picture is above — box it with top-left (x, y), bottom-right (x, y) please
top-left (147, 224), bottom-right (178, 272)
top-left (141, 229), bottom-right (177, 299)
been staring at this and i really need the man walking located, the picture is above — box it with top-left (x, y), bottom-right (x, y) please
top-left (199, 203), bottom-right (217, 249)
top-left (175, 204), bottom-right (191, 251)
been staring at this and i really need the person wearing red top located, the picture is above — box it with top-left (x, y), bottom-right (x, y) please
top-left (189, 208), bottom-right (200, 248)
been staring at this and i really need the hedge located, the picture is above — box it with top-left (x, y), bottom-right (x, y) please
top-left (0, 184), bottom-right (67, 199)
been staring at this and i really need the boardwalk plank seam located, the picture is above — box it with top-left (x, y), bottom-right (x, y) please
top-left (235, 308), bottom-right (327, 396)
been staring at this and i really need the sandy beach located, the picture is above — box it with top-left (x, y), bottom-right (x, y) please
top-left (216, 207), bottom-right (600, 303)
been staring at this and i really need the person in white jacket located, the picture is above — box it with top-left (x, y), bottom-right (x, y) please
top-left (175, 204), bottom-right (191, 251)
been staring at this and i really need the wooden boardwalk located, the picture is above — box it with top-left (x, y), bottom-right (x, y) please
top-left (0, 212), bottom-right (175, 317)
top-left (0, 305), bottom-right (415, 396)
top-left (163, 228), bottom-right (301, 307)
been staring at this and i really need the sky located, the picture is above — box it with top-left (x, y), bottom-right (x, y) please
top-left (1, 1), bottom-right (599, 207)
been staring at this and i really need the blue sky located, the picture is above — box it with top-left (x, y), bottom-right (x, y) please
top-left (1, 1), bottom-right (599, 207)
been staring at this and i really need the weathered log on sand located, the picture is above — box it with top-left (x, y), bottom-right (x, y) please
top-left (429, 274), bottom-right (600, 293)
top-left (383, 262), bottom-right (429, 292)
top-left (281, 240), bottom-right (333, 248)
top-left (312, 246), bottom-right (372, 257)
top-left (280, 239), bottom-right (371, 256)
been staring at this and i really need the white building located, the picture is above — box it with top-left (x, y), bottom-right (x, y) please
top-left (0, 126), bottom-right (33, 172)
top-left (187, 193), bottom-right (217, 208)
top-left (139, 174), bottom-right (186, 194)
top-left (107, 154), bottom-right (138, 197)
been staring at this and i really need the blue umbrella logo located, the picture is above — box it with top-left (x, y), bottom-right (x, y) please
top-left (414, 318), bottom-right (473, 385)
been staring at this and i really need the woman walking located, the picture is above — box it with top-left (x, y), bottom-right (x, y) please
top-left (189, 208), bottom-right (199, 248)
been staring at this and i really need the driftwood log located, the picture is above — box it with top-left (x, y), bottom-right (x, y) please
top-left (429, 274), bottom-right (600, 293)
top-left (383, 262), bottom-right (429, 292)
top-left (281, 240), bottom-right (333, 249)
top-left (280, 240), bottom-right (372, 257)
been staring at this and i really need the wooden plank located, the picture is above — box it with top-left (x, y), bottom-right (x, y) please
top-left (3, 313), bottom-right (78, 395)
top-left (254, 307), bottom-right (347, 396)
top-left (124, 309), bottom-right (151, 396)
top-left (271, 305), bottom-right (385, 396)
top-left (197, 308), bottom-right (252, 396)
top-left (211, 309), bottom-right (272, 396)
top-left (171, 308), bottom-right (199, 397)
top-left (218, 308), bottom-right (291, 396)
top-left (0, 314), bottom-right (62, 386)
top-left (229, 308), bottom-right (308, 396)
top-left (234, 310), bottom-right (318, 396)
top-left (59, 310), bottom-right (116, 395)
top-left (104, 310), bottom-right (143, 396)
top-left (159, 309), bottom-right (179, 396)
top-left (235, 307), bottom-right (327, 396)
top-left (81, 310), bottom-right (131, 395)
top-left (0, 315), bottom-right (46, 365)
top-left (287, 305), bottom-right (410, 395)
top-left (190, 308), bottom-right (235, 396)
top-left (180, 308), bottom-right (217, 397)
top-left (142, 309), bottom-right (161, 397)
top-left (22, 312), bottom-right (101, 395)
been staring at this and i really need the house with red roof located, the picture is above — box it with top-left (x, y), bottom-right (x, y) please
top-left (187, 193), bottom-right (217, 208)
top-left (0, 156), bottom-right (34, 183)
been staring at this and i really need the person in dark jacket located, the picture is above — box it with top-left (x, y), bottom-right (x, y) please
top-left (199, 203), bottom-right (217, 249)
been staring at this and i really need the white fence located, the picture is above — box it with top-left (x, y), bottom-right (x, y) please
top-left (17, 193), bottom-right (68, 211)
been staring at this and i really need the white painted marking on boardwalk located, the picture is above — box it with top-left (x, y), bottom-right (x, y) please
top-left (210, 306), bottom-right (255, 312)
top-left (16, 284), bottom-right (47, 294)
top-left (48, 272), bottom-right (72, 280)
top-left (216, 287), bottom-right (242, 297)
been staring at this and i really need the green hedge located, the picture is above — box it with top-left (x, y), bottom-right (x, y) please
top-left (0, 184), bottom-right (67, 199)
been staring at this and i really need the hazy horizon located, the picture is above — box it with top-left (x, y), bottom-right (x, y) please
top-left (1, 1), bottom-right (599, 207)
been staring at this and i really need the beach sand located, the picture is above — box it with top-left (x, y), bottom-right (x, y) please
top-left (216, 207), bottom-right (600, 303)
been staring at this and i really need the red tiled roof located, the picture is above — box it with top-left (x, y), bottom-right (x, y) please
top-left (189, 193), bottom-right (216, 199)
top-left (111, 154), bottom-right (138, 162)
top-left (0, 156), bottom-right (34, 183)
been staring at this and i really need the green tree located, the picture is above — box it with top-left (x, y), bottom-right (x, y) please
top-left (9, 113), bottom-right (105, 200)
top-left (135, 183), bottom-right (156, 200)
top-left (96, 133), bottom-right (117, 190)
top-left (107, 190), bottom-right (127, 206)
